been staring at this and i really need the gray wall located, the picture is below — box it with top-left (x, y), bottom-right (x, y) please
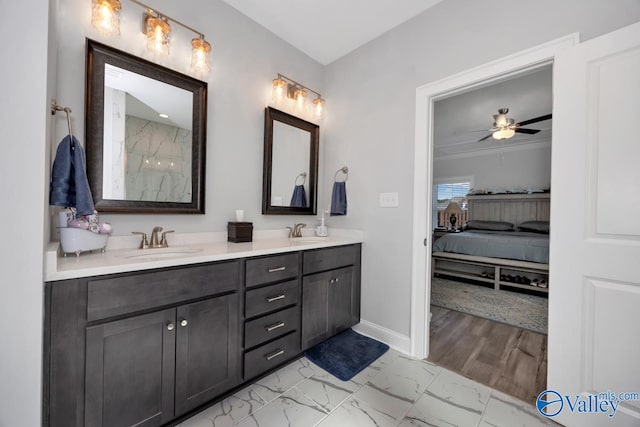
top-left (0, 1), bottom-right (54, 425)
top-left (322, 0), bottom-right (640, 337)
top-left (54, 0), bottom-right (326, 235)
top-left (434, 145), bottom-right (552, 192)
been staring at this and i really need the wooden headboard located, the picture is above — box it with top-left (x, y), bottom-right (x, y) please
top-left (467, 193), bottom-right (550, 226)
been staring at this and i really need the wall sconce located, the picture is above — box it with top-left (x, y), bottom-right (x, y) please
top-left (91, 0), bottom-right (121, 36)
top-left (91, 0), bottom-right (213, 77)
top-left (271, 73), bottom-right (325, 119)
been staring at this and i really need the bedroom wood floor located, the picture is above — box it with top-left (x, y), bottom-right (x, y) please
top-left (427, 305), bottom-right (547, 405)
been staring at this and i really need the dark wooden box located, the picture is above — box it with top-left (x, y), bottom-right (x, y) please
top-left (227, 222), bottom-right (253, 243)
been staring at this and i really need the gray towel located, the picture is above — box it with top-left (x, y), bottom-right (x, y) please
top-left (330, 181), bottom-right (347, 216)
top-left (290, 185), bottom-right (308, 208)
top-left (50, 135), bottom-right (95, 216)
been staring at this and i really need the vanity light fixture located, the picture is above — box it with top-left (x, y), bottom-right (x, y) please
top-left (271, 73), bottom-right (325, 119)
top-left (91, 0), bottom-right (121, 36)
top-left (90, 0), bottom-right (213, 76)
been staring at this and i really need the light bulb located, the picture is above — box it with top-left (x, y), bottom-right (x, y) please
top-left (272, 78), bottom-right (287, 104)
top-left (313, 98), bottom-right (325, 118)
top-left (91, 0), bottom-right (121, 36)
top-left (191, 37), bottom-right (211, 77)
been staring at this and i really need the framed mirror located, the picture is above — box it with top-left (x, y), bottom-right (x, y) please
top-left (262, 107), bottom-right (319, 215)
top-left (85, 39), bottom-right (207, 213)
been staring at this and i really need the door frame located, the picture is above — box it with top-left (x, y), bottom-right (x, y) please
top-left (410, 33), bottom-right (580, 359)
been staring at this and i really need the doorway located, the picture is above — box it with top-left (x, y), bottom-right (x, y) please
top-left (409, 33), bottom-right (579, 361)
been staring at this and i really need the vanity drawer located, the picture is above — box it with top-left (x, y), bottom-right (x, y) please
top-left (244, 332), bottom-right (300, 380)
top-left (245, 253), bottom-right (299, 288)
top-left (245, 279), bottom-right (299, 318)
top-left (87, 261), bottom-right (240, 322)
top-left (303, 244), bottom-right (359, 275)
top-left (244, 305), bottom-right (299, 349)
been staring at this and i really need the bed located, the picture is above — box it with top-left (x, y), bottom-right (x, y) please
top-left (431, 193), bottom-right (550, 293)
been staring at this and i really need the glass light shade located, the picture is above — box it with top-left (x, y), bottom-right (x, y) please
top-left (294, 88), bottom-right (307, 112)
top-left (91, 0), bottom-right (121, 36)
top-left (190, 37), bottom-right (211, 76)
top-left (272, 78), bottom-right (287, 104)
top-left (493, 128), bottom-right (516, 140)
top-left (313, 98), bottom-right (325, 118)
top-left (145, 14), bottom-right (171, 56)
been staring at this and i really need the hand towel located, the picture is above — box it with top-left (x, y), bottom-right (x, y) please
top-left (290, 184), bottom-right (308, 207)
top-left (50, 135), bottom-right (95, 216)
top-left (330, 181), bottom-right (347, 216)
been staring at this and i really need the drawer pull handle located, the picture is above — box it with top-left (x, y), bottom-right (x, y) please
top-left (265, 349), bottom-right (285, 361)
top-left (266, 294), bottom-right (286, 302)
top-left (265, 321), bottom-right (285, 332)
top-left (268, 266), bottom-right (286, 273)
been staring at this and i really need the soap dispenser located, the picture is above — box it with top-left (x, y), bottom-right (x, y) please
top-left (315, 209), bottom-right (329, 237)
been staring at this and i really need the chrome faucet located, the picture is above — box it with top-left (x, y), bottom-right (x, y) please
top-left (287, 223), bottom-right (307, 238)
top-left (132, 226), bottom-right (174, 249)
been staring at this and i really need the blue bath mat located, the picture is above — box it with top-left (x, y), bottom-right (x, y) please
top-left (304, 329), bottom-right (389, 381)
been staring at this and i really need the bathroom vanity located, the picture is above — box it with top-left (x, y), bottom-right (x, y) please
top-left (43, 234), bottom-right (361, 427)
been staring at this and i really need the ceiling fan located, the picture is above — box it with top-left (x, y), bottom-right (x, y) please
top-left (477, 108), bottom-right (552, 142)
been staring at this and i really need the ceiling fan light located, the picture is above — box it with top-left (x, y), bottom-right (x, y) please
top-left (493, 128), bottom-right (515, 140)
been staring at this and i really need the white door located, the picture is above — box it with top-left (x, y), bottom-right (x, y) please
top-left (549, 22), bottom-right (640, 426)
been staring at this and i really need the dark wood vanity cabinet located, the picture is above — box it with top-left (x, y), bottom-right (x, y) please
top-left (85, 294), bottom-right (239, 426)
top-left (44, 244), bottom-right (361, 427)
top-left (301, 245), bottom-right (361, 350)
top-left (45, 261), bottom-right (241, 427)
top-left (243, 252), bottom-right (301, 381)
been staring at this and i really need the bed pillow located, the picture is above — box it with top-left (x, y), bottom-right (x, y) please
top-left (464, 220), bottom-right (514, 231)
top-left (518, 220), bottom-right (550, 234)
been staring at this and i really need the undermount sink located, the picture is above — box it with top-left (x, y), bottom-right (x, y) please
top-left (291, 236), bottom-right (330, 243)
top-left (119, 247), bottom-right (203, 261)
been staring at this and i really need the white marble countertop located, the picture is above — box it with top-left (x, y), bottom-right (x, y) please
top-left (45, 229), bottom-right (364, 282)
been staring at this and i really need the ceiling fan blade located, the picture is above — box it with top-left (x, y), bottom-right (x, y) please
top-left (477, 134), bottom-right (493, 142)
top-left (516, 113), bottom-right (552, 127)
top-left (514, 128), bottom-right (541, 135)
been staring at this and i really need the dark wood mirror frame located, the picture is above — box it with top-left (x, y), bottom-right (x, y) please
top-left (262, 107), bottom-right (319, 215)
top-left (85, 39), bottom-right (207, 214)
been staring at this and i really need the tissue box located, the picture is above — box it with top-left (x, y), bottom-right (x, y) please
top-left (227, 222), bottom-right (253, 243)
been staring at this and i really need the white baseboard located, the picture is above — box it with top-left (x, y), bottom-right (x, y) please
top-left (352, 320), bottom-right (412, 356)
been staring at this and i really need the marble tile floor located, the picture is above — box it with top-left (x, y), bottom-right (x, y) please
top-left (177, 349), bottom-right (557, 427)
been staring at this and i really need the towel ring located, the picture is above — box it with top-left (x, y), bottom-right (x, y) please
top-left (333, 166), bottom-right (348, 182)
top-left (295, 172), bottom-right (307, 186)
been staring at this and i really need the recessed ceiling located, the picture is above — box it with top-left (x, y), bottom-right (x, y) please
top-left (222, 0), bottom-right (444, 65)
top-left (434, 66), bottom-right (553, 158)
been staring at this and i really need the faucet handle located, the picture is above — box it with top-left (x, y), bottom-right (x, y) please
top-left (131, 232), bottom-right (148, 249)
top-left (160, 230), bottom-right (174, 247)
top-left (286, 226), bottom-right (293, 238)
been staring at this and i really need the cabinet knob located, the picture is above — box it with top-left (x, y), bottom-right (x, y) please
top-left (167, 323), bottom-right (175, 331)
top-left (180, 319), bottom-right (188, 327)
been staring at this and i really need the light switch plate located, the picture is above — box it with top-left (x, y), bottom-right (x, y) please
top-left (379, 192), bottom-right (399, 207)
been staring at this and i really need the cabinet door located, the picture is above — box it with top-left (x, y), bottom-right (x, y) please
top-left (302, 270), bottom-right (330, 350)
top-left (302, 266), bottom-right (356, 350)
top-left (85, 308), bottom-right (176, 427)
top-left (328, 266), bottom-right (355, 334)
top-left (174, 294), bottom-right (240, 416)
